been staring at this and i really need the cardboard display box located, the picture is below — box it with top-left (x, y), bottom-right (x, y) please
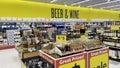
top-left (87, 47), bottom-right (109, 68)
top-left (38, 50), bottom-right (87, 68)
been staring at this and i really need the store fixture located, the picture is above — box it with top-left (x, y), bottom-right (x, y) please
top-left (102, 22), bottom-right (120, 62)
top-left (0, 21), bottom-right (20, 50)
top-left (0, 17), bottom-right (109, 68)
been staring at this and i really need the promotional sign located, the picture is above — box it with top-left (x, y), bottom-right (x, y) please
top-left (111, 25), bottom-right (120, 30)
top-left (56, 35), bottom-right (66, 43)
top-left (56, 53), bottom-right (87, 68)
top-left (38, 50), bottom-right (87, 68)
top-left (87, 47), bottom-right (109, 68)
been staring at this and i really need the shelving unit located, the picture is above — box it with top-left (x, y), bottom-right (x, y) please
top-left (14, 30), bottom-right (21, 46)
top-left (102, 29), bottom-right (120, 62)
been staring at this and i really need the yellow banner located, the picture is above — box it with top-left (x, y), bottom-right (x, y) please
top-left (0, 1), bottom-right (120, 21)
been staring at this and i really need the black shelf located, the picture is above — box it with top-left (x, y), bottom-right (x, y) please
top-left (109, 57), bottom-right (120, 62)
top-left (109, 46), bottom-right (120, 51)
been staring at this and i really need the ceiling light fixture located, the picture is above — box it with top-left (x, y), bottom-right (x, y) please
top-left (50, 0), bottom-right (57, 3)
top-left (101, 5), bottom-right (120, 9)
top-left (71, 0), bottom-right (90, 6)
top-left (87, 0), bottom-right (120, 7)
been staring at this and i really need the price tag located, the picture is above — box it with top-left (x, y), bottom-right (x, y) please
top-left (111, 25), bottom-right (120, 30)
top-left (81, 35), bottom-right (88, 39)
top-left (88, 47), bottom-right (109, 68)
top-left (56, 35), bottom-right (66, 43)
top-left (68, 32), bottom-right (71, 34)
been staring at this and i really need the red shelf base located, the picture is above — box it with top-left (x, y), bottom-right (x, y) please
top-left (0, 46), bottom-right (15, 50)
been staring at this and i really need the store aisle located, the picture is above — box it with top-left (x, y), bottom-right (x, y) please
top-left (109, 60), bottom-right (120, 68)
top-left (0, 48), bottom-right (120, 68)
top-left (0, 48), bottom-right (21, 68)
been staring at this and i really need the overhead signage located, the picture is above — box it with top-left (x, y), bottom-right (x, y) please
top-left (51, 8), bottom-right (79, 18)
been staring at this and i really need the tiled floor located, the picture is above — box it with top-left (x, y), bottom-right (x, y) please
top-left (0, 48), bottom-right (21, 68)
top-left (109, 60), bottom-right (120, 68)
top-left (0, 48), bottom-right (119, 68)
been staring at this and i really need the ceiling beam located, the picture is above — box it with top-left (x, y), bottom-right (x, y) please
top-left (50, 0), bottom-right (57, 3)
top-left (111, 8), bottom-right (120, 10)
top-left (101, 5), bottom-right (120, 9)
top-left (71, 0), bottom-right (90, 6)
top-left (87, 0), bottom-right (120, 7)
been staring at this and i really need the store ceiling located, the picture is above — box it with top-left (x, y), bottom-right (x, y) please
top-left (27, 0), bottom-right (120, 11)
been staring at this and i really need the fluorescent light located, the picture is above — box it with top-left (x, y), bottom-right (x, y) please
top-left (87, 0), bottom-right (120, 7)
top-left (101, 5), bottom-right (120, 9)
top-left (50, 0), bottom-right (57, 3)
top-left (71, 0), bottom-right (90, 6)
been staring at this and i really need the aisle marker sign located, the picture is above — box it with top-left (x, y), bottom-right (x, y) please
top-left (88, 47), bottom-right (109, 68)
top-left (56, 35), bottom-right (66, 43)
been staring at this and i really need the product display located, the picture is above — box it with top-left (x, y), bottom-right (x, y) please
top-left (1, 0), bottom-right (120, 68)
top-left (22, 56), bottom-right (53, 68)
top-left (42, 39), bottom-right (85, 58)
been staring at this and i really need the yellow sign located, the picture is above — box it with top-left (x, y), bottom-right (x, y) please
top-left (56, 35), bottom-right (66, 43)
top-left (68, 32), bottom-right (71, 34)
top-left (81, 35), bottom-right (88, 39)
top-left (111, 25), bottom-right (120, 30)
top-left (59, 59), bottom-right (85, 68)
top-left (90, 53), bottom-right (109, 68)
top-left (0, 1), bottom-right (120, 21)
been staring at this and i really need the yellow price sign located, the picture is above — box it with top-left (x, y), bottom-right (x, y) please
top-left (56, 35), bottom-right (66, 43)
top-left (111, 25), bottom-right (120, 30)
top-left (81, 35), bottom-right (88, 39)
top-left (88, 47), bottom-right (109, 68)
top-left (68, 32), bottom-right (71, 34)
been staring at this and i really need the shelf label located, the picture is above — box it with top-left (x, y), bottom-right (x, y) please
top-left (56, 35), bottom-right (66, 43)
top-left (88, 47), bottom-right (109, 68)
top-left (56, 53), bottom-right (87, 68)
top-left (111, 25), bottom-right (120, 30)
top-left (81, 35), bottom-right (88, 39)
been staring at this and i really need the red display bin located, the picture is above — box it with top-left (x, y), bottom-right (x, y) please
top-left (38, 50), bottom-right (87, 68)
top-left (87, 47), bottom-right (109, 68)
